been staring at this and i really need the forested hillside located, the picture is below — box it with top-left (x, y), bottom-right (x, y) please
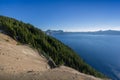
top-left (0, 15), bottom-right (106, 78)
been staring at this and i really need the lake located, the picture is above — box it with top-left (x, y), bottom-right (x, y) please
top-left (52, 33), bottom-right (120, 80)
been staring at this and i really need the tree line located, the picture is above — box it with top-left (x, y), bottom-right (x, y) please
top-left (0, 15), bottom-right (107, 78)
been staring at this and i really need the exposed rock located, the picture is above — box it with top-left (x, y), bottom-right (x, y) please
top-left (48, 57), bottom-right (57, 68)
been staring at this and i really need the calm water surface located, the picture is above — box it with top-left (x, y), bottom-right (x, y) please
top-left (52, 33), bottom-right (120, 80)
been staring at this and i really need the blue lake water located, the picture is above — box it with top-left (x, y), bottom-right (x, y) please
top-left (52, 33), bottom-right (120, 80)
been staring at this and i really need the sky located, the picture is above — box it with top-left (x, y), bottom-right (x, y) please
top-left (1, 0), bottom-right (120, 32)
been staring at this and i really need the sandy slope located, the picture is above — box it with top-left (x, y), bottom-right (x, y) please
top-left (0, 33), bottom-right (105, 80)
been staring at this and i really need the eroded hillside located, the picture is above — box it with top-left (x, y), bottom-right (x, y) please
top-left (0, 33), bottom-right (105, 80)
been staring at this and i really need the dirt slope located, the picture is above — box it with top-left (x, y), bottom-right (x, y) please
top-left (0, 33), bottom-right (105, 80)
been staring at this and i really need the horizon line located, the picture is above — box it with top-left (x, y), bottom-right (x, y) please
top-left (44, 29), bottom-right (120, 32)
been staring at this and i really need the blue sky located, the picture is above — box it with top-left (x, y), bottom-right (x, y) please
top-left (1, 0), bottom-right (120, 31)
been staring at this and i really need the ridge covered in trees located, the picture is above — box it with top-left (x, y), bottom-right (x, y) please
top-left (0, 15), bottom-right (106, 78)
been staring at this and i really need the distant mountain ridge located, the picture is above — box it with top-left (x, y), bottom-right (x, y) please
top-left (74, 30), bottom-right (120, 35)
top-left (91, 30), bottom-right (120, 35)
top-left (47, 30), bottom-right (120, 35)
top-left (46, 30), bottom-right (64, 35)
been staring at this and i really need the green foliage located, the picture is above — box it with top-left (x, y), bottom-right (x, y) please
top-left (0, 15), bottom-right (107, 78)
